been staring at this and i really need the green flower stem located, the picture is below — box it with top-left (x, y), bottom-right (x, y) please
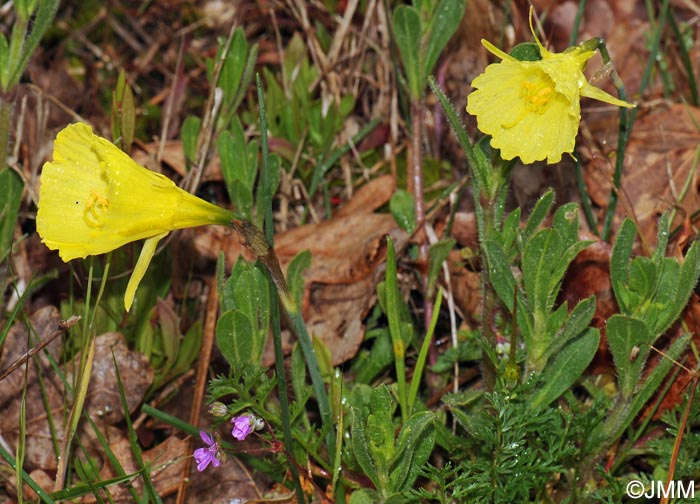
top-left (254, 74), bottom-right (305, 503)
top-left (408, 287), bottom-right (442, 414)
top-left (598, 0), bottom-right (665, 240)
top-left (229, 218), bottom-right (336, 460)
top-left (669, 11), bottom-right (698, 106)
top-left (427, 77), bottom-right (511, 389)
top-left (479, 196), bottom-right (499, 389)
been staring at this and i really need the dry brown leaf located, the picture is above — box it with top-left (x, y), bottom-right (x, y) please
top-left (131, 140), bottom-right (223, 181)
top-left (187, 445), bottom-right (264, 504)
top-left (194, 175), bottom-right (407, 365)
top-left (73, 332), bottom-right (154, 425)
top-left (272, 211), bottom-right (407, 365)
top-left (584, 104), bottom-right (700, 245)
top-left (0, 306), bottom-right (65, 470)
top-left (447, 249), bottom-right (481, 326)
top-left (81, 433), bottom-right (189, 503)
top-left (637, 297), bottom-right (700, 421)
top-left (0, 321), bottom-right (153, 473)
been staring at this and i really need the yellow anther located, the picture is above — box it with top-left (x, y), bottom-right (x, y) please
top-left (83, 190), bottom-right (110, 227)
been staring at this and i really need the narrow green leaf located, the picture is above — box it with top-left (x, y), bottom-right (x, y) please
top-left (218, 129), bottom-right (236, 188)
top-left (0, 444), bottom-right (55, 502)
top-left (545, 296), bottom-right (596, 360)
top-left (233, 265), bottom-right (271, 338)
top-left (287, 249), bottom-right (311, 309)
top-left (229, 41), bottom-right (258, 113)
top-left (515, 290), bottom-right (534, 345)
top-left (610, 218), bottom-right (637, 313)
top-left (499, 207), bottom-right (522, 259)
top-left (14, 0), bottom-right (33, 21)
top-left (482, 239), bottom-right (516, 312)
top-left (390, 189), bottom-right (416, 233)
top-left (385, 237), bottom-right (408, 421)
top-left (229, 179), bottom-right (254, 219)
top-left (354, 329), bottom-right (394, 384)
top-left (605, 315), bottom-right (653, 399)
top-left (594, 333), bottom-right (690, 447)
top-left (627, 332), bottom-right (690, 424)
top-left (231, 117), bottom-right (256, 187)
top-left (652, 212), bottom-right (670, 263)
top-left (628, 257), bottom-right (656, 307)
top-left (522, 228), bottom-right (563, 314)
top-left (181, 115), bottom-right (201, 164)
top-left (349, 489), bottom-right (381, 504)
top-left (427, 238), bottom-right (455, 297)
top-left (290, 344), bottom-right (308, 407)
top-left (4, 0), bottom-right (59, 90)
top-left (423, 0), bottom-right (465, 78)
top-left (543, 302), bottom-right (569, 351)
top-left (548, 240), bottom-right (593, 306)
top-left (0, 169), bottom-right (22, 262)
top-left (553, 202), bottom-right (580, 248)
top-left (427, 77), bottom-right (481, 188)
top-left (523, 190), bottom-right (554, 242)
top-left (646, 258), bottom-right (679, 333)
top-left (393, 5), bottom-right (422, 98)
top-left (389, 411), bottom-right (435, 492)
top-left (220, 28), bottom-right (248, 105)
top-left (0, 34), bottom-right (8, 79)
top-left (530, 328), bottom-right (600, 410)
top-left (661, 240), bottom-right (700, 333)
top-left (215, 309), bottom-right (259, 367)
top-left (170, 320), bottom-right (202, 376)
top-left (216, 252), bottom-right (231, 312)
top-left (408, 289), bottom-right (442, 415)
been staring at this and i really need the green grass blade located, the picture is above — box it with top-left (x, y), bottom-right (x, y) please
top-left (385, 236), bottom-right (408, 421)
top-left (408, 287), bottom-right (442, 414)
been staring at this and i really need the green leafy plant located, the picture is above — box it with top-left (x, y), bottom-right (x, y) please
top-left (590, 215), bottom-right (700, 449)
top-left (215, 254), bottom-right (271, 368)
top-left (391, 0), bottom-right (466, 298)
top-left (479, 193), bottom-right (600, 408)
top-left (0, 0), bottom-right (59, 266)
top-left (349, 385), bottom-right (435, 503)
top-left (12, 3), bottom-right (700, 502)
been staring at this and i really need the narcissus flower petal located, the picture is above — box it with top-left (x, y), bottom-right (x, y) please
top-left (36, 122), bottom-right (235, 310)
top-left (124, 232), bottom-right (167, 312)
top-left (466, 9), bottom-right (634, 164)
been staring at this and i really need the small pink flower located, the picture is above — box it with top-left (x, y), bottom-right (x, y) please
top-left (231, 414), bottom-right (255, 441)
top-left (193, 431), bottom-right (223, 471)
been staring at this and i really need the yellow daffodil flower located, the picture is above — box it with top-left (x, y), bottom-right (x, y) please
top-left (466, 9), bottom-right (635, 164)
top-left (36, 122), bottom-right (235, 311)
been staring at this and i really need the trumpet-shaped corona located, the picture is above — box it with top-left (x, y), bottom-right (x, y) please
top-left (466, 10), bottom-right (635, 164)
top-left (36, 122), bottom-right (235, 310)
